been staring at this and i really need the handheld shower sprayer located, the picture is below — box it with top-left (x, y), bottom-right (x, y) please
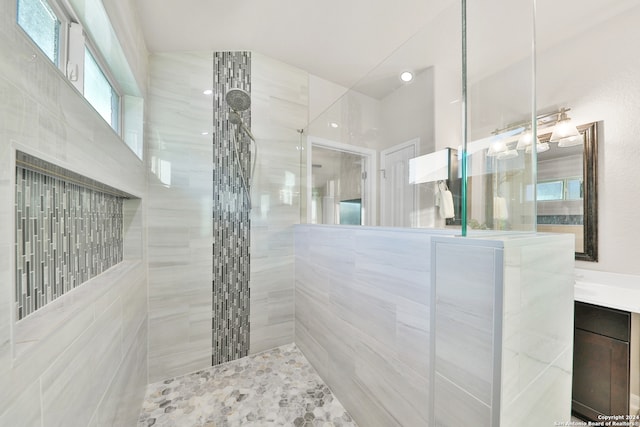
top-left (225, 88), bottom-right (256, 209)
top-left (229, 111), bottom-right (256, 141)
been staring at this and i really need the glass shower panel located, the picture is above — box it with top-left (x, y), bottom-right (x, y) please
top-left (464, 0), bottom-right (537, 233)
top-left (301, 0), bottom-right (462, 229)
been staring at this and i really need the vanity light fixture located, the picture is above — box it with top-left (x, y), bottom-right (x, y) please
top-left (400, 71), bottom-right (414, 82)
top-left (515, 127), bottom-right (540, 150)
top-left (486, 135), bottom-right (508, 157)
top-left (526, 141), bottom-right (550, 154)
top-left (550, 107), bottom-right (581, 147)
top-left (488, 107), bottom-right (584, 160)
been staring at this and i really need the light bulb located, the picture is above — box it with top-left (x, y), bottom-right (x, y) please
top-left (550, 109), bottom-right (580, 142)
top-left (487, 139), bottom-right (507, 157)
top-left (400, 71), bottom-right (414, 82)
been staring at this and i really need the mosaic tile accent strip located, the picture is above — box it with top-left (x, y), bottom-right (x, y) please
top-left (137, 343), bottom-right (358, 427)
top-left (537, 214), bottom-right (584, 225)
top-left (15, 156), bottom-right (125, 320)
top-left (212, 51), bottom-right (251, 365)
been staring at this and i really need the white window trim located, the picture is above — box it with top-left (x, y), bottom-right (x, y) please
top-left (66, 21), bottom-right (84, 91)
top-left (83, 38), bottom-right (123, 133)
top-left (16, 0), bottom-right (124, 134)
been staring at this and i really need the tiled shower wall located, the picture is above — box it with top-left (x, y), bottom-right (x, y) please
top-left (249, 52), bottom-right (308, 354)
top-left (147, 51), bottom-right (214, 382)
top-left (15, 156), bottom-right (125, 320)
top-left (212, 51), bottom-right (252, 365)
top-left (0, 0), bottom-right (148, 423)
top-left (146, 50), bottom-right (306, 379)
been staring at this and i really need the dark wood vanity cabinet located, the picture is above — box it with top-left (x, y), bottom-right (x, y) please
top-left (572, 301), bottom-right (631, 420)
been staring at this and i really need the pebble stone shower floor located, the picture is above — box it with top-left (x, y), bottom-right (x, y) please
top-left (137, 344), bottom-right (357, 427)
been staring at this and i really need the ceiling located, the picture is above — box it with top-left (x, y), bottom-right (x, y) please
top-left (135, 0), bottom-right (452, 90)
top-left (136, 0), bottom-right (640, 96)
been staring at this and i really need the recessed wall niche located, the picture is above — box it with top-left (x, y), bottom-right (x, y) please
top-left (14, 151), bottom-right (133, 320)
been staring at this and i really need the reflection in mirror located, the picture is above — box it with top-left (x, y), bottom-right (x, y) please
top-left (536, 121), bottom-right (598, 261)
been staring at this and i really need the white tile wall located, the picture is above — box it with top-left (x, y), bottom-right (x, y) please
top-left (294, 225), bottom-right (448, 426)
top-left (147, 51), bottom-right (214, 381)
top-left (296, 226), bottom-right (574, 427)
top-left (431, 234), bottom-right (574, 426)
top-left (0, 0), bottom-right (148, 423)
top-left (250, 52), bottom-right (308, 354)
top-left (500, 233), bottom-right (575, 426)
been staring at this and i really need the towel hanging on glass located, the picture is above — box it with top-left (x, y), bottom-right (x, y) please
top-left (436, 180), bottom-right (454, 219)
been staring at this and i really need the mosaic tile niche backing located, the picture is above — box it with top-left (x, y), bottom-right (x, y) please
top-left (15, 153), bottom-right (126, 320)
top-left (212, 51), bottom-right (251, 365)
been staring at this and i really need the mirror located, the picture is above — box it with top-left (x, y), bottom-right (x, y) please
top-left (536, 121), bottom-right (598, 261)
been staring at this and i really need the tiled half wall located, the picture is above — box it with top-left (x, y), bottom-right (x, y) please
top-left (212, 51), bottom-right (252, 365)
top-left (14, 152), bottom-right (128, 320)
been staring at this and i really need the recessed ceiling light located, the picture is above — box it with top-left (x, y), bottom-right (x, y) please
top-left (203, 89), bottom-right (213, 95)
top-left (329, 122), bottom-right (339, 129)
top-left (201, 131), bottom-right (209, 136)
top-left (400, 71), bottom-right (414, 82)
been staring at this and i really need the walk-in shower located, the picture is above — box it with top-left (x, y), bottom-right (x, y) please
top-left (226, 88), bottom-right (256, 208)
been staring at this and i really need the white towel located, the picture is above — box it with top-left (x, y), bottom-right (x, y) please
top-left (439, 189), bottom-right (455, 219)
top-left (493, 196), bottom-right (508, 220)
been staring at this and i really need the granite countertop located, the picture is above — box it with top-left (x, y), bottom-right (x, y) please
top-left (574, 268), bottom-right (640, 313)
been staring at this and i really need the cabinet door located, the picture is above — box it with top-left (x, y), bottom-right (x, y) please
top-left (572, 328), bottom-right (630, 420)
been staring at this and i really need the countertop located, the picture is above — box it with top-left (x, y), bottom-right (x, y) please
top-left (574, 268), bottom-right (640, 313)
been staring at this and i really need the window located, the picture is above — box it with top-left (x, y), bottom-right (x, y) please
top-left (17, 0), bottom-right (61, 65)
top-left (566, 178), bottom-right (583, 200)
top-left (537, 180), bottom-right (564, 201)
top-left (16, 0), bottom-right (122, 134)
top-left (536, 177), bottom-right (583, 201)
top-left (84, 47), bottom-right (120, 131)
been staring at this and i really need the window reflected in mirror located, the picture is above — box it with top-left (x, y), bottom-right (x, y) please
top-left (536, 122), bottom-right (598, 261)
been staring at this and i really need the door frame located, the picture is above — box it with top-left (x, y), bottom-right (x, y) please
top-left (379, 138), bottom-right (420, 227)
top-left (306, 136), bottom-right (377, 225)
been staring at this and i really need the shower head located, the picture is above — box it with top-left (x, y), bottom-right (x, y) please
top-left (229, 111), bottom-right (256, 142)
top-left (225, 88), bottom-right (251, 112)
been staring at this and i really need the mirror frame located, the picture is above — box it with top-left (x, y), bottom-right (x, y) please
top-left (538, 121), bottom-right (598, 261)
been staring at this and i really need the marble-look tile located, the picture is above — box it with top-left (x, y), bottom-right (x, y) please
top-left (124, 198), bottom-right (144, 260)
top-left (500, 348), bottom-right (573, 426)
top-left (147, 51), bottom-right (213, 381)
top-left (294, 225), bottom-right (433, 427)
top-left (294, 314), bottom-right (330, 381)
top-left (433, 242), bottom-right (498, 406)
top-left (89, 322), bottom-right (148, 427)
top-left (395, 297), bottom-right (430, 378)
top-left (0, 379), bottom-right (41, 427)
top-left (40, 300), bottom-right (123, 427)
top-left (500, 235), bottom-right (574, 412)
top-left (251, 51), bottom-right (309, 140)
top-left (433, 373), bottom-right (491, 427)
top-left (138, 344), bottom-right (356, 427)
top-left (0, 2), bottom-right (147, 426)
top-left (428, 234), bottom-right (574, 426)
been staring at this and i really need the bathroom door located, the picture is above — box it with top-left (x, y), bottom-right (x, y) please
top-left (380, 139), bottom-right (418, 227)
top-left (307, 137), bottom-right (377, 225)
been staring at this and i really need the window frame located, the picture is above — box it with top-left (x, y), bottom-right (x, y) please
top-left (15, 0), bottom-right (123, 135)
top-left (537, 176), bottom-right (584, 202)
top-left (16, 0), bottom-right (70, 70)
top-left (82, 40), bottom-right (123, 133)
